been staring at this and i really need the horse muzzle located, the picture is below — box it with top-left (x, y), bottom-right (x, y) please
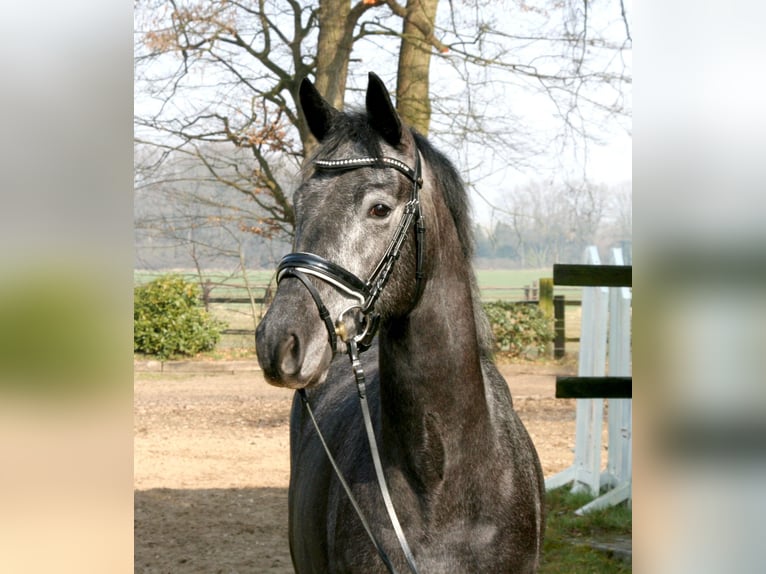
top-left (255, 286), bottom-right (334, 389)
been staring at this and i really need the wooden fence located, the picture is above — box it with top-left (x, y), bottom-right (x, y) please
top-left (544, 246), bottom-right (633, 514)
top-left (197, 278), bottom-right (584, 356)
top-left (129, 269), bottom-right (587, 352)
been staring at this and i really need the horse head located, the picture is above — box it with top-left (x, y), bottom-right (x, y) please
top-left (256, 73), bottom-right (426, 389)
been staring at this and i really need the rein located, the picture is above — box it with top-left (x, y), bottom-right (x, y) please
top-left (277, 151), bottom-right (424, 574)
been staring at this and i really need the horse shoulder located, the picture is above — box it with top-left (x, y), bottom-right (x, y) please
top-left (480, 355), bottom-right (516, 427)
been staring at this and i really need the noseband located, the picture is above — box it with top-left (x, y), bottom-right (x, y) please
top-left (275, 149), bottom-right (425, 574)
top-left (277, 151), bottom-right (425, 352)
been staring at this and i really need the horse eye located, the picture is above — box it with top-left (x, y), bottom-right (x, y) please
top-left (369, 203), bottom-right (391, 218)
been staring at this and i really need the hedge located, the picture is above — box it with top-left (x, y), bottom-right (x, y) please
top-left (482, 301), bottom-right (554, 359)
top-left (134, 275), bottom-right (225, 359)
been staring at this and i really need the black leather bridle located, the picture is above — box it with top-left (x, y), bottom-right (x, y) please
top-left (276, 149), bottom-right (425, 574)
top-left (277, 152), bottom-right (425, 353)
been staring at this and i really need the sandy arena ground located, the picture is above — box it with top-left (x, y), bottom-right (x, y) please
top-left (134, 361), bottom-right (599, 573)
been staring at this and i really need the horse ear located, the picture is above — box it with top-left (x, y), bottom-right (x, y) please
top-left (366, 72), bottom-right (402, 147)
top-left (299, 77), bottom-right (338, 142)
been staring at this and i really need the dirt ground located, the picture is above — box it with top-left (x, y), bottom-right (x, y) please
top-left (134, 361), bottom-right (599, 573)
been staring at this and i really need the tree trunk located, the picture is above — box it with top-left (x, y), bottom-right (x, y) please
top-left (396, 0), bottom-right (439, 135)
top-left (307, 0), bottom-right (375, 156)
top-left (315, 0), bottom-right (353, 111)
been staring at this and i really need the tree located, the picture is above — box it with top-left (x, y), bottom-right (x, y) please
top-left (394, 0), bottom-right (441, 133)
top-left (134, 141), bottom-right (293, 270)
top-left (135, 0), bottom-right (448, 239)
top-left (596, 179), bottom-right (632, 251)
top-left (135, 0), bottom-right (631, 246)
top-left (475, 179), bottom-right (624, 267)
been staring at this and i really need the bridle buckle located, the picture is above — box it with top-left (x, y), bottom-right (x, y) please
top-left (335, 304), bottom-right (379, 351)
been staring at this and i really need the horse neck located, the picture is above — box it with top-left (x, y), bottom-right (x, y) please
top-left (377, 216), bottom-right (490, 472)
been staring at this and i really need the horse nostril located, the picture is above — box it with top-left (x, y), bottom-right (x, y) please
top-left (279, 333), bottom-right (304, 377)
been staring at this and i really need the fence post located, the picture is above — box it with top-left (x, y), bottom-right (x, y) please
top-left (538, 277), bottom-right (553, 317)
top-left (573, 245), bottom-right (633, 515)
top-left (571, 248), bottom-right (608, 496)
top-left (538, 277), bottom-right (554, 357)
top-left (554, 295), bottom-right (566, 358)
top-left (604, 247), bottom-right (633, 495)
top-left (544, 246), bottom-right (607, 496)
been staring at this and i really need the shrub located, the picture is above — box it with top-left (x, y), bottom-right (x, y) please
top-left (134, 275), bottom-right (225, 359)
top-left (482, 301), bottom-right (554, 359)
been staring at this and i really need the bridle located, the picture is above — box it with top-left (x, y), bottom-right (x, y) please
top-left (277, 152), bottom-right (425, 353)
top-left (275, 149), bottom-right (425, 574)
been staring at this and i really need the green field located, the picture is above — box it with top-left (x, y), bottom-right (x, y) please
top-left (478, 268), bottom-right (549, 300)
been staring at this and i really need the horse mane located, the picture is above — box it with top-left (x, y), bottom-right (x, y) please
top-left (410, 130), bottom-right (495, 357)
top-left (410, 131), bottom-right (473, 261)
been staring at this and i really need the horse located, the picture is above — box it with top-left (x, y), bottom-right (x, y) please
top-left (255, 72), bottom-right (545, 573)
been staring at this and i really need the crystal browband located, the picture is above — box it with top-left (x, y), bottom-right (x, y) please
top-left (314, 156), bottom-right (418, 184)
